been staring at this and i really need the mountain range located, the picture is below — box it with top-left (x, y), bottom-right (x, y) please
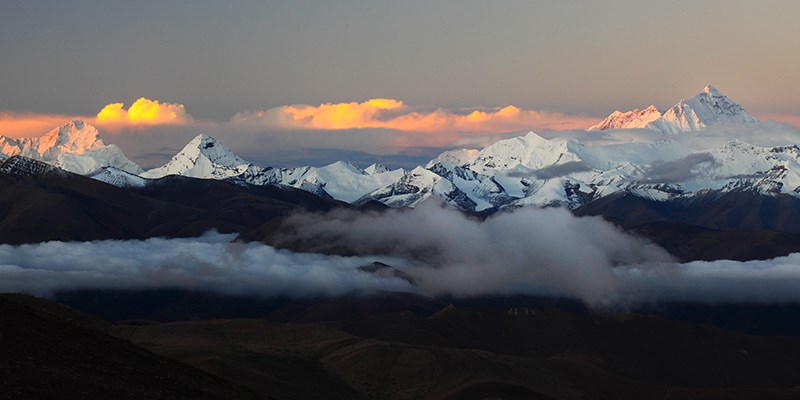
top-left (1, 85), bottom-right (797, 215)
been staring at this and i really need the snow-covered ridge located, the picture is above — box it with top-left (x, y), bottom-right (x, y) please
top-left (588, 105), bottom-right (661, 130)
top-left (425, 148), bottom-right (480, 169)
top-left (89, 167), bottom-right (150, 188)
top-left (0, 155), bottom-right (59, 176)
top-left (132, 129), bottom-right (800, 211)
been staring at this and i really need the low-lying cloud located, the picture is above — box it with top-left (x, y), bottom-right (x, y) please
top-left (274, 203), bottom-right (800, 305)
top-left (0, 231), bottom-right (411, 298)
top-left (275, 203), bottom-right (673, 306)
top-left (5, 203), bottom-right (800, 307)
top-left (640, 153), bottom-right (720, 183)
top-left (506, 161), bottom-right (594, 179)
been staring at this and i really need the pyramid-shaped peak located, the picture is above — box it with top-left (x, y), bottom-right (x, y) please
top-left (181, 134), bottom-right (244, 161)
top-left (142, 134), bottom-right (251, 179)
top-left (522, 131), bottom-right (549, 142)
top-left (702, 84), bottom-right (720, 94)
top-left (684, 85), bottom-right (754, 116)
top-left (693, 85), bottom-right (732, 101)
top-left (38, 119), bottom-right (104, 156)
top-left (187, 133), bottom-right (220, 148)
top-left (645, 85), bottom-right (759, 133)
top-left (690, 85), bottom-right (737, 105)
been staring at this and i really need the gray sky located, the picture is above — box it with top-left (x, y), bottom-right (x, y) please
top-left (2, 0), bottom-right (799, 118)
top-left (1, 1), bottom-right (799, 167)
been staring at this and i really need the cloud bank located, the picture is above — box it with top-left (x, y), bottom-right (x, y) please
top-left (231, 99), bottom-right (595, 134)
top-left (0, 112), bottom-right (81, 138)
top-left (274, 203), bottom-right (800, 305)
top-left (640, 153), bottom-right (720, 183)
top-left (757, 113), bottom-right (800, 129)
top-left (275, 203), bottom-right (673, 306)
top-left (1, 97), bottom-right (595, 166)
top-left (4, 205), bottom-right (800, 306)
top-left (0, 232), bottom-right (410, 298)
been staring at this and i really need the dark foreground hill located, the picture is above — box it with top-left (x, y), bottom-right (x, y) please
top-left (6, 291), bottom-right (798, 400)
top-left (0, 294), bottom-right (264, 400)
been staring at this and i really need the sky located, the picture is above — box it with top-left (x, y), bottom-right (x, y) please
top-left (1, 1), bottom-right (799, 167)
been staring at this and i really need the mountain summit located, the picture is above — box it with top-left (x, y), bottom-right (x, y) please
top-left (141, 134), bottom-right (253, 179)
top-left (590, 85), bottom-right (759, 133)
top-left (649, 85), bottom-right (759, 133)
top-left (0, 120), bottom-right (142, 174)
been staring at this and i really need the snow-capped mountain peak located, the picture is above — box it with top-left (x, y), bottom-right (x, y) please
top-left (364, 163), bottom-right (390, 175)
top-left (702, 84), bottom-right (720, 95)
top-left (646, 85), bottom-right (759, 133)
top-left (588, 105), bottom-right (662, 130)
top-left (323, 160), bottom-right (365, 175)
top-left (0, 120), bottom-right (104, 160)
top-left (468, 131), bottom-right (579, 173)
top-left (142, 134), bottom-right (252, 179)
top-left (0, 120), bottom-right (142, 175)
top-left (0, 137), bottom-right (20, 158)
top-left (188, 134), bottom-right (247, 164)
top-left (590, 85), bottom-right (759, 134)
top-left (425, 148), bottom-right (480, 169)
top-left (36, 120), bottom-right (104, 158)
top-left (694, 85), bottom-right (757, 120)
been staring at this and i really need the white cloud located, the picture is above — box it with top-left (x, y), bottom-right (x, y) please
top-left (0, 231), bottom-right (411, 298)
top-left (4, 207), bottom-right (800, 307)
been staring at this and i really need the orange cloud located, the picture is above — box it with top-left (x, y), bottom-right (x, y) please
top-left (0, 112), bottom-right (79, 138)
top-left (96, 97), bottom-right (192, 125)
top-left (232, 99), bottom-right (595, 134)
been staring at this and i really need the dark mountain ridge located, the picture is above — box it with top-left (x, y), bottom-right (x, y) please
top-left (5, 155), bottom-right (800, 263)
top-left (0, 156), bottom-right (347, 244)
